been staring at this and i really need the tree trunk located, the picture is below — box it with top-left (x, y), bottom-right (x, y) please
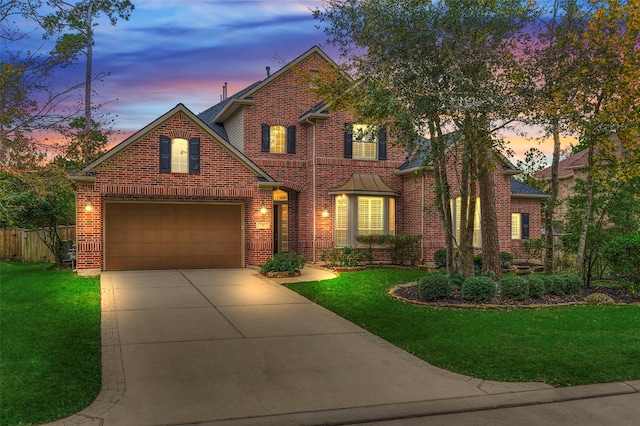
top-left (575, 145), bottom-right (594, 277)
top-left (479, 146), bottom-right (502, 281)
top-left (544, 126), bottom-right (561, 274)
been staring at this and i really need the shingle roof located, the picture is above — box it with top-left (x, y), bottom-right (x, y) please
top-left (510, 179), bottom-right (549, 198)
top-left (196, 80), bottom-right (263, 141)
top-left (536, 148), bottom-right (589, 180)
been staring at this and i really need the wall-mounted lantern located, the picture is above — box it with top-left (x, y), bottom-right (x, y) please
top-left (85, 200), bottom-right (93, 213)
top-left (321, 207), bottom-right (330, 218)
top-left (259, 204), bottom-right (268, 215)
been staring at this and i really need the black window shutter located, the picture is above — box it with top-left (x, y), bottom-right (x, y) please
top-left (261, 124), bottom-right (270, 152)
top-left (521, 213), bottom-right (530, 239)
top-left (286, 125), bottom-right (296, 154)
top-left (378, 129), bottom-right (387, 160)
top-left (344, 123), bottom-right (352, 159)
top-left (188, 137), bottom-right (200, 174)
top-left (159, 135), bottom-right (171, 173)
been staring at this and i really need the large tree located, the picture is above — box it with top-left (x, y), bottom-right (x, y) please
top-left (39, 0), bottom-right (134, 168)
top-left (314, 0), bottom-right (539, 279)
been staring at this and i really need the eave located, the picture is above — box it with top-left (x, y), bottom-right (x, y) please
top-left (213, 99), bottom-right (254, 123)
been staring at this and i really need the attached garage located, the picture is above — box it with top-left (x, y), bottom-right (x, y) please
top-left (104, 202), bottom-right (243, 270)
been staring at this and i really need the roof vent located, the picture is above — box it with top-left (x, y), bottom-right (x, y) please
top-left (266, 66), bottom-right (271, 77)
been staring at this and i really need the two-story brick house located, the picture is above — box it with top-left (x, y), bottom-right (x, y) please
top-left (73, 46), bottom-right (547, 274)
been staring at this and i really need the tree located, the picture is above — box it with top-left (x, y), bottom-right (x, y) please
top-left (40, 0), bottom-right (134, 166)
top-left (313, 0), bottom-right (539, 280)
top-left (1, 166), bottom-right (75, 263)
top-left (566, 0), bottom-right (640, 276)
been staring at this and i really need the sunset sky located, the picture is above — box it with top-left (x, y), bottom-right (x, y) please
top-left (15, 0), bottom-right (566, 164)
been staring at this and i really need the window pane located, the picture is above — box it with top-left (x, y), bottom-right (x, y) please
top-left (389, 198), bottom-right (395, 235)
top-left (281, 205), bottom-right (288, 252)
top-left (473, 198), bottom-right (481, 248)
top-left (171, 138), bottom-right (188, 173)
top-left (335, 196), bottom-right (348, 247)
top-left (511, 213), bottom-right (521, 239)
top-left (358, 196), bottom-right (383, 235)
top-left (451, 197), bottom-right (481, 247)
top-left (270, 125), bottom-right (286, 153)
top-left (352, 124), bottom-right (377, 160)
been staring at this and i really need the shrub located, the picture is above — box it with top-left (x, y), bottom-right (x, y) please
top-left (320, 247), bottom-right (370, 268)
top-left (525, 275), bottom-right (546, 298)
top-left (417, 274), bottom-right (453, 301)
top-left (387, 234), bottom-right (421, 265)
top-left (584, 292), bottom-right (615, 305)
top-left (260, 251), bottom-right (306, 274)
top-left (449, 273), bottom-right (465, 287)
top-left (521, 238), bottom-right (544, 263)
top-left (603, 232), bottom-right (640, 285)
top-left (434, 249), bottom-right (447, 268)
top-left (562, 274), bottom-right (583, 295)
top-left (461, 276), bottom-right (497, 303)
top-left (543, 275), bottom-right (566, 295)
top-left (500, 251), bottom-right (514, 268)
top-left (499, 277), bottom-right (530, 301)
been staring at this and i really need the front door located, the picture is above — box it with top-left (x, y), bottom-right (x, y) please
top-left (273, 190), bottom-right (288, 253)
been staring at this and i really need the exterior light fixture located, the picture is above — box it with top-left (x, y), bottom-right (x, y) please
top-left (259, 204), bottom-right (268, 215)
top-left (322, 208), bottom-right (329, 218)
top-left (85, 200), bottom-right (93, 212)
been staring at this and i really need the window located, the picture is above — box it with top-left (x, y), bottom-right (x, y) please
top-left (270, 125), bottom-right (286, 153)
top-left (171, 138), bottom-right (189, 173)
top-left (451, 197), bottom-right (481, 248)
top-left (352, 124), bottom-right (377, 160)
top-left (334, 195), bottom-right (395, 247)
top-left (344, 124), bottom-right (387, 160)
top-left (511, 213), bottom-right (529, 239)
top-left (159, 135), bottom-right (200, 174)
top-left (261, 124), bottom-right (296, 154)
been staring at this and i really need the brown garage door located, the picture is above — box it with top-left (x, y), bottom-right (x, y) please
top-left (104, 202), bottom-right (242, 270)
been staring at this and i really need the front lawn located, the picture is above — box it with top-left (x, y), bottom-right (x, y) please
top-left (284, 269), bottom-right (640, 387)
top-left (0, 261), bottom-right (101, 426)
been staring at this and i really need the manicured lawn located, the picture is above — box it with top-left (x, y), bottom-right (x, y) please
top-left (0, 261), bottom-right (101, 426)
top-left (284, 269), bottom-right (640, 387)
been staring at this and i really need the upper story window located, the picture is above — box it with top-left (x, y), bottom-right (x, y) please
top-left (269, 125), bottom-right (286, 153)
top-left (344, 123), bottom-right (387, 161)
top-left (171, 138), bottom-right (189, 173)
top-left (159, 135), bottom-right (200, 174)
top-left (261, 124), bottom-right (296, 154)
top-left (352, 124), bottom-right (377, 160)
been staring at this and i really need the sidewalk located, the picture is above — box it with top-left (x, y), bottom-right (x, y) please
top-left (47, 266), bottom-right (639, 425)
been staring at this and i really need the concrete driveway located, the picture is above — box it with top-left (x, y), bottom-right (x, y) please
top-left (49, 267), bottom-right (637, 426)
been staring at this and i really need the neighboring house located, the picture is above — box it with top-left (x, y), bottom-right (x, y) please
top-left (72, 46), bottom-right (548, 274)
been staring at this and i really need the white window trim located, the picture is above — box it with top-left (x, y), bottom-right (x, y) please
top-left (335, 194), bottom-right (395, 247)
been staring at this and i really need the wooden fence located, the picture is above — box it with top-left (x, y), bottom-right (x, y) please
top-left (0, 226), bottom-right (76, 264)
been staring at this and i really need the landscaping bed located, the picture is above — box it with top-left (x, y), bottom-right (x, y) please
top-left (392, 282), bottom-right (639, 308)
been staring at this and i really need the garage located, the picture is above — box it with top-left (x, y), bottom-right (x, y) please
top-left (104, 202), bottom-right (243, 270)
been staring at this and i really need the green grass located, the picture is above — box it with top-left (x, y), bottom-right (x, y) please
top-left (1, 261), bottom-right (101, 426)
top-left (284, 269), bottom-right (640, 387)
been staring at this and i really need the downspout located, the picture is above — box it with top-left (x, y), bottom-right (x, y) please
top-left (422, 173), bottom-right (425, 263)
top-left (306, 118), bottom-right (318, 263)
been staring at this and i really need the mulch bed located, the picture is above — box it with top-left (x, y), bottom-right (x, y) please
top-left (391, 283), bottom-right (640, 308)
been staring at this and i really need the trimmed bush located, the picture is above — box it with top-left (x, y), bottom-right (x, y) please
top-left (434, 249), bottom-right (447, 268)
top-left (462, 276), bottom-right (497, 303)
top-left (499, 277), bottom-right (530, 301)
top-left (473, 253), bottom-right (483, 274)
top-left (603, 232), bottom-right (640, 285)
top-left (543, 275), bottom-right (566, 295)
top-left (320, 247), bottom-right (369, 268)
top-left (418, 274), bottom-right (453, 301)
top-left (525, 275), bottom-right (546, 298)
top-left (562, 274), bottom-right (583, 295)
top-left (260, 252), bottom-right (306, 274)
top-left (500, 251), bottom-right (514, 268)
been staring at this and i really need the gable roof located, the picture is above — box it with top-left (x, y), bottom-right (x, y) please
top-left (537, 148), bottom-right (589, 181)
top-left (197, 46), bottom-right (338, 130)
top-left (78, 103), bottom-right (278, 184)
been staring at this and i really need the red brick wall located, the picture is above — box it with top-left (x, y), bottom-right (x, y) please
top-left (510, 197), bottom-right (544, 260)
top-left (242, 52), bottom-right (406, 262)
top-left (75, 112), bottom-right (273, 270)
